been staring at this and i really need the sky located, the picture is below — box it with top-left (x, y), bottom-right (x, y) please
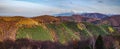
top-left (0, 0), bottom-right (120, 17)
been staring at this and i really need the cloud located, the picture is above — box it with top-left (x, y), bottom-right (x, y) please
top-left (0, 0), bottom-right (70, 17)
top-left (57, 0), bottom-right (120, 14)
top-left (0, 0), bottom-right (120, 17)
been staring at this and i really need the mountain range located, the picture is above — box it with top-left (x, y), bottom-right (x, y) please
top-left (54, 12), bottom-right (113, 19)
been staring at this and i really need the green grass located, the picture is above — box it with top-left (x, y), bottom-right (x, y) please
top-left (46, 23), bottom-right (80, 44)
top-left (83, 22), bottom-right (109, 36)
top-left (16, 26), bottom-right (53, 41)
top-left (16, 22), bottom-right (112, 44)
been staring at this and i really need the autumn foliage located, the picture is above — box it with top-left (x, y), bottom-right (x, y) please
top-left (0, 16), bottom-right (38, 41)
top-left (17, 18), bottom-right (39, 28)
top-left (32, 15), bottom-right (60, 24)
top-left (0, 15), bottom-right (120, 49)
top-left (0, 15), bottom-right (61, 41)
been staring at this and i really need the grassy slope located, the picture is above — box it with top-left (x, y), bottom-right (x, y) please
top-left (83, 22), bottom-right (109, 36)
top-left (46, 22), bottom-right (80, 43)
top-left (16, 22), bottom-right (112, 43)
top-left (16, 26), bottom-right (53, 41)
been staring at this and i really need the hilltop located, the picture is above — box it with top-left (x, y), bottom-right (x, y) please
top-left (0, 15), bottom-right (118, 41)
top-left (0, 15), bottom-right (120, 49)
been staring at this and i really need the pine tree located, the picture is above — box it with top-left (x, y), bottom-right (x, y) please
top-left (95, 35), bottom-right (105, 49)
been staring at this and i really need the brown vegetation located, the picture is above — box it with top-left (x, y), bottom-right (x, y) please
top-left (0, 15), bottom-right (61, 41)
top-left (0, 19), bottom-right (18, 41)
top-left (32, 15), bottom-right (60, 24)
top-left (58, 14), bottom-right (100, 23)
top-left (101, 15), bottom-right (120, 33)
top-left (0, 16), bottom-right (28, 41)
top-left (17, 18), bottom-right (39, 28)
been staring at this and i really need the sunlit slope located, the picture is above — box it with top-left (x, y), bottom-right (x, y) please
top-left (83, 22), bottom-right (109, 36)
top-left (46, 22), bottom-right (80, 43)
top-left (16, 22), bottom-right (113, 43)
top-left (16, 26), bottom-right (53, 41)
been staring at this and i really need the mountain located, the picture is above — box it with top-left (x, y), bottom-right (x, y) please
top-left (53, 12), bottom-right (74, 16)
top-left (58, 15), bottom-right (101, 24)
top-left (80, 13), bottom-right (109, 18)
top-left (54, 12), bottom-right (109, 19)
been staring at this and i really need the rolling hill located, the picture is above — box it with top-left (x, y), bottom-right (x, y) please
top-left (0, 15), bottom-right (120, 49)
top-left (0, 15), bottom-right (118, 44)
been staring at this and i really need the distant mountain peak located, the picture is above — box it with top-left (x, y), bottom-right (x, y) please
top-left (80, 13), bottom-right (109, 18)
top-left (53, 12), bottom-right (74, 16)
top-left (54, 12), bottom-right (109, 19)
